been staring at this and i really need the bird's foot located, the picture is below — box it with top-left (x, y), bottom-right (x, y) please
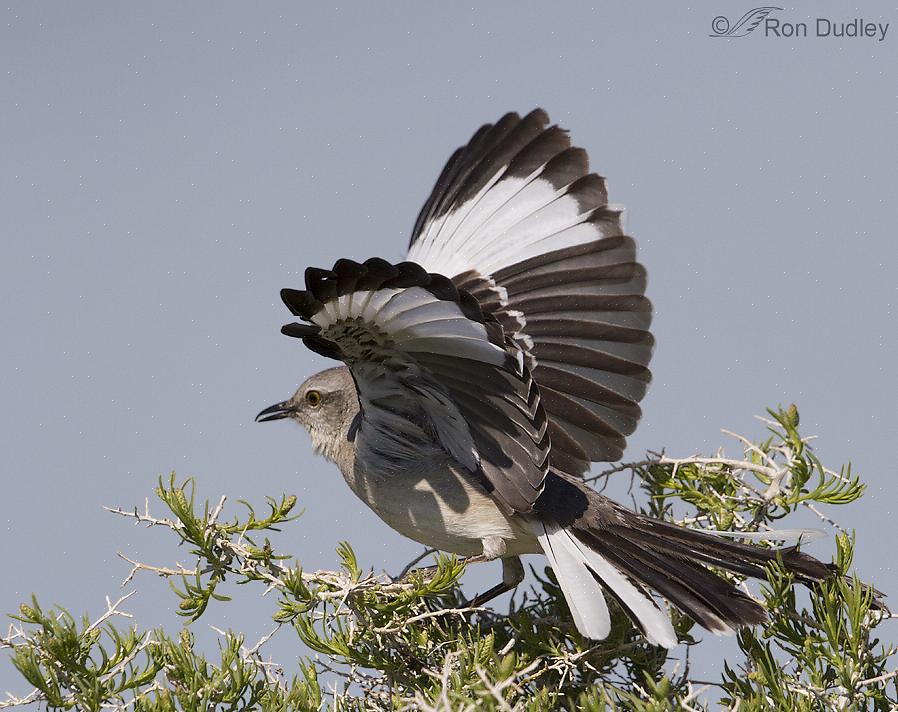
top-left (398, 554), bottom-right (485, 583)
top-left (462, 556), bottom-right (525, 609)
top-left (397, 564), bottom-right (441, 583)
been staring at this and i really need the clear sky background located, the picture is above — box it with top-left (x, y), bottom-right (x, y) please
top-left (2, 1), bottom-right (897, 701)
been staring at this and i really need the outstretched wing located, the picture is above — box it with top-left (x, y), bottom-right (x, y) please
top-left (407, 109), bottom-right (652, 476)
top-left (280, 258), bottom-right (550, 514)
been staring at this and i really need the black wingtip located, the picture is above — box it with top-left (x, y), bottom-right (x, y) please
top-left (281, 322), bottom-right (320, 339)
top-left (305, 267), bottom-right (339, 302)
top-left (281, 288), bottom-right (324, 317)
top-left (522, 107), bottom-right (550, 125)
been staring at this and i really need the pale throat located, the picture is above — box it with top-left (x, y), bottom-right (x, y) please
top-left (307, 421), bottom-right (343, 463)
top-left (303, 401), bottom-right (360, 472)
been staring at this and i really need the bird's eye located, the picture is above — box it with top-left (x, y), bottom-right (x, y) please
top-left (305, 390), bottom-right (322, 407)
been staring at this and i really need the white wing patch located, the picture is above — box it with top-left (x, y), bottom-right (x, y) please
top-left (410, 176), bottom-right (582, 278)
top-left (408, 172), bottom-right (618, 281)
top-left (311, 287), bottom-right (506, 367)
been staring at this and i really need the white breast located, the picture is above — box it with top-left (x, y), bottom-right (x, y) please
top-left (342, 457), bottom-right (540, 557)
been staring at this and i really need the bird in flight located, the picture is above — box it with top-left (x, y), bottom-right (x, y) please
top-left (256, 109), bottom-right (832, 647)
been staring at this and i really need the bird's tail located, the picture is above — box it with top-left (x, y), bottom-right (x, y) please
top-left (533, 497), bottom-right (834, 648)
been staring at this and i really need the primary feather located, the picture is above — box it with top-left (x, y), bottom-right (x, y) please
top-left (408, 110), bottom-right (650, 475)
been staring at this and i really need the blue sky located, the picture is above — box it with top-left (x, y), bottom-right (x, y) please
top-left (2, 1), bottom-right (896, 697)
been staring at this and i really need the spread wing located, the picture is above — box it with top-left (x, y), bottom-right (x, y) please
top-left (407, 109), bottom-right (652, 476)
top-left (280, 258), bottom-right (550, 514)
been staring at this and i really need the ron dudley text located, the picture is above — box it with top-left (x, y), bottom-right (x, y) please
top-left (765, 17), bottom-right (889, 41)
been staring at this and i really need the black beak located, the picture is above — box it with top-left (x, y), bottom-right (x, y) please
top-left (255, 401), bottom-right (295, 423)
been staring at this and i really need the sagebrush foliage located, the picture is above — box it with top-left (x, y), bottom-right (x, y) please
top-left (3, 407), bottom-right (896, 710)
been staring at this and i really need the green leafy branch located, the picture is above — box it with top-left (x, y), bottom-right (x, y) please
top-left (590, 405), bottom-right (865, 534)
top-left (3, 406), bottom-right (896, 710)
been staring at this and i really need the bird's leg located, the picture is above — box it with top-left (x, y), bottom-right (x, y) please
top-left (399, 539), bottom-right (526, 608)
top-left (462, 537), bottom-right (524, 608)
top-left (462, 535), bottom-right (506, 566)
top-left (464, 555), bottom-right (525, 608)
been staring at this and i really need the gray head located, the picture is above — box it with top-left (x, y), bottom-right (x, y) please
top-left (255, 366), bottom-right (358, 462)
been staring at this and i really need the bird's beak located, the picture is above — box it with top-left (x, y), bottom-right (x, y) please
top-left (255, 401), bottom-right (295, 423)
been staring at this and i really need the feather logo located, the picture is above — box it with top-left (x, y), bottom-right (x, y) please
top-left (710, 7), bottom-right (782, 37)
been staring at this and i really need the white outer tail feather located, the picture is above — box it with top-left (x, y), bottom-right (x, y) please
top-left (535, 520), bottom-right (610, 640)
top-left (534, 522), bottom-right (826, 645)
top-left (534, 520), bottom-right (680, 648)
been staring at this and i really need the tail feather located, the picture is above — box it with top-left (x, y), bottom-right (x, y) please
top-left (608, 522), bottom-right (790, 582)
top-left (623, 515), bottom-right (835, 585)
top-left (533, 475), bottom-right (838, 646)
top-left (577, 525), bottom-right (765, 635)
top-left (535, 521), bottom-right (611, 640)
top-left (534, 521), bottom-right (678, 647)
top-left (567, 531), bottom-right (678, 647)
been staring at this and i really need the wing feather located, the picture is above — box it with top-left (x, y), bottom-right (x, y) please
top-left (280, 257), bottom-right (549, 514)
top-left (407, 110), bottom-right (652, 475)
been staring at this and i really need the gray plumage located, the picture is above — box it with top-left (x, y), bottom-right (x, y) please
top-left (257, 109), bottom-right (837, 647)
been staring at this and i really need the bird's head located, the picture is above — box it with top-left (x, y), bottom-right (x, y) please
top-left (255, 366), bottom-right (357, 462)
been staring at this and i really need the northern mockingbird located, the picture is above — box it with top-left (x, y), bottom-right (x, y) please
top-left (256, 109), bottom-right (834, 647)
